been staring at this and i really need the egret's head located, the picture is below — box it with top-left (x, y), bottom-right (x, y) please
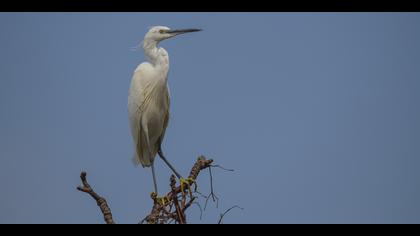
top-left (144, 26), bottom-right (202, 43)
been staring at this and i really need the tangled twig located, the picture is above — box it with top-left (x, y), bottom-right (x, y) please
top-left (142, 156), bottom-right (213, 224)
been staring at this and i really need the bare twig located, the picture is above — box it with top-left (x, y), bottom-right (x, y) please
top-left (202, 163), bottom-right (234, 210)
top-left (218, 205), bottom-right (244, 224)
top-left (183, 196), bottom-right (197, 212)
top-left (139, 215), bottom-right (148, 224)
top-left (190, 202), bottom-right (204, 220)
top-left (210, 164), bottom-right (235, 172)
top-left (77, 172), bottom-right (115, 224)
top-left (204, 166), bottom-right (219, 210)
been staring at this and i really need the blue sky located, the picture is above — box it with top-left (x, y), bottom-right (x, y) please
top-left (0, 13), bottom-right (420, 223)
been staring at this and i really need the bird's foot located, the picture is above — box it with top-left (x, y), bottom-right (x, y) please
top-left (180, 177), bottom-right (196, 193)
top-left (157, 196), bottom-right (171, 206)
top-left (151, 192), bottom-right (171, 206)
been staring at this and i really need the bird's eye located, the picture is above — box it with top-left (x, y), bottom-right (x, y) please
top-left (159, 29), bottom-right (165, 34)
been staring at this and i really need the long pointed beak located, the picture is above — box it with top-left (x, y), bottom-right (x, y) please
top-left (167, 28), bottom-right (202, 36)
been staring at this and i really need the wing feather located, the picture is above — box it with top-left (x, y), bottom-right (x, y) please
top-left (128, 62), bottom-right (170, 167)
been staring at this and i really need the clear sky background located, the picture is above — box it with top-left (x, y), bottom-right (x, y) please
top-left (0, 13), bottom-right (420, 224)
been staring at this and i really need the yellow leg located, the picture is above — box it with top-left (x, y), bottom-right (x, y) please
top-left (180, 177), bottom-right (196, 193)
top-left (151, 192), bottom-right (171, 206)
top-left (157, 195), bottom-right (171, 206)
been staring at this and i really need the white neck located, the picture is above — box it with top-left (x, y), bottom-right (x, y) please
top-left (142, 38), bottom-right (170, 81)
top-left (143, 39), bottom-right (161, 65)
top-left (142, 38), bottom-right (156, 62)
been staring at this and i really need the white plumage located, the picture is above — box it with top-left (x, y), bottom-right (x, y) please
top-left (128, 26), bottom-right (201, 194)
top-left (128, 60), bottom-right (170, 167)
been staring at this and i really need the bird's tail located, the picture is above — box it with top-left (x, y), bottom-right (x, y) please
top-left (132, 149), bottom-right (154, 168)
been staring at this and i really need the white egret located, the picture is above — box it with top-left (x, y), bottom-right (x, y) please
top-left (128, 26), bottom-right (201, 196)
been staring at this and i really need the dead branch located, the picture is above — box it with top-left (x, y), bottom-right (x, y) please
top-left (78, 155), bottom-right (239, 224)
top-left (77, 172), bottom-right (115, 224)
